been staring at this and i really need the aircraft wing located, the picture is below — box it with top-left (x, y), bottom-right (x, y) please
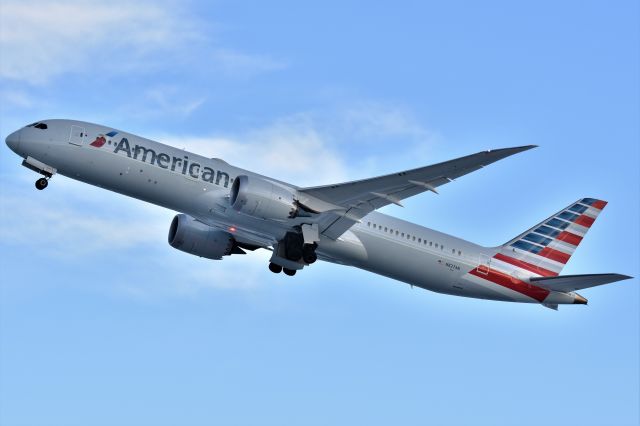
top-left (299, 145), bottom-right (536, 239)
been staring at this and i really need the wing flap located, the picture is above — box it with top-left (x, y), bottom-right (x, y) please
top-left (530, 273), bottom-right (632, 292)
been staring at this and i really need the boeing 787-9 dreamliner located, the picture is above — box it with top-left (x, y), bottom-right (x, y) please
top-left (5, 120), bottom-right (631, 309)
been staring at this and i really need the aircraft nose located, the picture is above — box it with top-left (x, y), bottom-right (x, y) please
top-left (5, 129), bottom-right (21, 154)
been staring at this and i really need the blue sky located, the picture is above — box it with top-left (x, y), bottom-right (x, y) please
top-left (0, 1), bottom-right (638, 425)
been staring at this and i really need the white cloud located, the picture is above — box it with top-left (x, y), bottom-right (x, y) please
top-left (109, 241), bottom-right (278, 302)
top-left (0, 0), bottom-right (286, 85)
top-left (328, 102), bottom-right (443, 174)
top-left (0, 0), bottom-right (188, 84)
top-left (155, 113), bottom-right (352, 186)
top-left (142, 86), bottom-right (207, 118)
top-left (152, 104), bottom-right (439, 186)
top-left (0, 89), bottom-right (37, 108)
top-left (0, 191), bottom-right (167, 257)
top-left (341, 101), bottom-right (433, 141)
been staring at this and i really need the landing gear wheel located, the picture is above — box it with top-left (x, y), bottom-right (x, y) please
top-left (268, 262), bottom-right (283, 274)
top-left (302, 243), bottom-right (318, 264)
top-left (303, 251), bottom-right (317, 264)
top-left (284, 232), bottom-right (304, 261)
top-left (283, 268), bottom-right (296, 276)
top-left (35, 178), bottom-right (48, 190)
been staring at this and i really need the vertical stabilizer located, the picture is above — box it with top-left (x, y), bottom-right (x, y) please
top-left (496, 198), bottom-right (607, 277)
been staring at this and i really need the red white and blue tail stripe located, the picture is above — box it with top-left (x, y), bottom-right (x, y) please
top-left (496, 198), bottom-right (607, 277)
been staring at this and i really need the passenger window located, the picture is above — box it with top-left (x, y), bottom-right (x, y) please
top-left (429, 242), bottom-right (433, 246)
top-left (412, 236), bottom-right (416, 241)
top-left (395, 231), bottom-right (399, 236)
top-left (384, 227), bottom-right (388, 232)
top-left (458, 250), bottom-right (462, 256)
top-left (367, 222), bottom-right (371, 227)
top-left (401, 233), bottom-right (404, 237)
top-left (418, 238), bottom-right (422, 243)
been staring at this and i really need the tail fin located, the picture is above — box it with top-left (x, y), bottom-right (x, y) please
top-left (496, 198), bottom-right (607, 277)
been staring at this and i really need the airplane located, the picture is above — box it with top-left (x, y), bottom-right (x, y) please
top-left (5, 119), bottom-right (631, 309)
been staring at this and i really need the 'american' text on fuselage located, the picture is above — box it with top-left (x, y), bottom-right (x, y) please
top-left (112, 137), bottom-right (230, 187)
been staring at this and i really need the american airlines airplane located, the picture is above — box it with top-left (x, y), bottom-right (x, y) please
top-left (5, 120), bottom-right (631, 309)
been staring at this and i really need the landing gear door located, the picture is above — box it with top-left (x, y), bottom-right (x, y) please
top-left (69, 125), bottom-right (85, 146)
top-left (477, 254), bottom-right (491, 275)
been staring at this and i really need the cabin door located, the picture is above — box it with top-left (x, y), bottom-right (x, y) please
top-left (69, 125), bottom-right (85, 146)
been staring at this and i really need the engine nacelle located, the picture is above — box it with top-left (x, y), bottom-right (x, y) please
top-left (168, 214), bottom-right (234, 260)
top-left (230, 175), bottom-right (298, 220)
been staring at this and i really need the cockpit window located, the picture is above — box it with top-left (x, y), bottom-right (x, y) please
top-left (27, 122), bottom-right (48, 129)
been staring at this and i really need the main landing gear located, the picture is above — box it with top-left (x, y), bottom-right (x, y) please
top-left (35, 177), bottom-right (49, 190)
top-left (284, 232), bottom-right (318, 264)
top-left (268, 230), bottom-right (318, 277)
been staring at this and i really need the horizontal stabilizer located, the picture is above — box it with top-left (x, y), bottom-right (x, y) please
top-left (530, 273), bottom-right (632, 293)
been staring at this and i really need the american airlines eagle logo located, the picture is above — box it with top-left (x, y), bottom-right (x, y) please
top-left (90, 131), bottom-right (118, 148)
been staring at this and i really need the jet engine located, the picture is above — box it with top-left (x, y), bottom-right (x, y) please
top-left (230, 175), bottom-right (299, 220)
top-left (168, 214), bottom-right (235, 259)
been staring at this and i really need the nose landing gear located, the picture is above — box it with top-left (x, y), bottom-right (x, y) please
top-left (35, 177), bottom-right (49, 190)
top-left (21, 157), bottom-right (56, 190)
